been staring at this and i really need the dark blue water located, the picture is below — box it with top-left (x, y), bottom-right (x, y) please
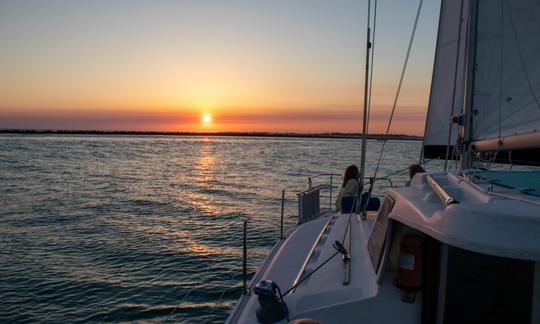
top-left (0, 135), bottom-right (423, 323)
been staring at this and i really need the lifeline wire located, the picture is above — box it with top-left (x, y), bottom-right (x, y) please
top-left (164, 244), bottom-right (232, 323)
top-left (165, 189), bottom-right (289, 322)
top-left (204, 272), bottom-right (239, 324)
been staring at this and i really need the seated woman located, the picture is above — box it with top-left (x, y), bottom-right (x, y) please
top-left (335, 165), bottom-right (360, 213)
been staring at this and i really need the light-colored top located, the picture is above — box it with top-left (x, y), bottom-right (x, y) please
top-left (335, 178), bottom-right (359, 212)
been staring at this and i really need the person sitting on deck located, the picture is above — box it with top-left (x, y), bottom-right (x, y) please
top-left (405, 164), bottom-right (425, 186)
top-left (335, 164), bottom-right (360, 213)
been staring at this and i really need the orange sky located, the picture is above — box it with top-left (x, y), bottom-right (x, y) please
top-left (0, 0), bottom-right (440, 135)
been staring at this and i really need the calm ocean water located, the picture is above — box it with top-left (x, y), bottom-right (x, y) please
top-left (1, 135), bottom-right (427, 323)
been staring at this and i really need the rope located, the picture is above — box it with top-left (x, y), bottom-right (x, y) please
top-left (282, 247), bottom-right (343, 297)
top-left (361, 0), bottom-right (424, 214)
top-left (469, 145), bottom-right (500, 170)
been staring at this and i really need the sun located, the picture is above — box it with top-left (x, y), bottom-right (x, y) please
top-left (201, 114), bottom-right (212, 124)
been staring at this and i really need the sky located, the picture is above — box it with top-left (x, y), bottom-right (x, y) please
top-left (0, 0), bottom-right (441, 135)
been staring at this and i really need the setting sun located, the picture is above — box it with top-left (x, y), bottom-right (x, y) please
top-left (201, 114), bottom-right (212, 124)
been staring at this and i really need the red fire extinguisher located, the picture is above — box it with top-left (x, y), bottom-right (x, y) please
top-left (395, 234), bottom-right (424, 303)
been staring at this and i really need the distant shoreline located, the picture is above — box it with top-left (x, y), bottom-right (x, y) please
top-left (0, 129), bottom-right (423, 141)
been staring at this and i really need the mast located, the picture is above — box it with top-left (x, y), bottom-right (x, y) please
top-left (460, 0), bottom-right (478, 170)
top-left (360, 0), bottom-right (372, 187)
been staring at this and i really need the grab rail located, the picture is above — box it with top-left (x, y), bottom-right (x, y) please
top-left (426, 175), bottom-right (459, 206)
top-left (289, 215), bottom-right (335, 293)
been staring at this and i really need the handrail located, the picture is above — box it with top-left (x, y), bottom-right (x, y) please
top-left (364, 177), bottom-right (394, 188)
top-left (308, 173), bottom-right (394, 188)
top-left (289, 215), bottom-right (335, 293)
top-left (308, 173), bottom-right (341, 179)
top-left (302, 174), bottom-right (395, 215)
top-left (426, 175), bottom-right (459, 206)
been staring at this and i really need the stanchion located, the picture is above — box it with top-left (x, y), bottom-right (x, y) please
top-left (280, 190), bottom-right (285, 239)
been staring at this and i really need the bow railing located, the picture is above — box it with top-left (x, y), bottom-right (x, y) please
top-left (297, 173), bottom-right (394, 224)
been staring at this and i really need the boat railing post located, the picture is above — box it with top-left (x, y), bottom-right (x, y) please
top-left (329, 174), bottom-right (333, 209)
top-left (280, 189), bottom-right (285, 239)
top-left (243, 220), bottom-right (248, 295)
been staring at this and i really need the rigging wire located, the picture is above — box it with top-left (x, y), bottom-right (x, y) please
top-left (371, 157), bottom-right (438, 183)
top-left (498, 0), bottom-right (504, 140)
top-left (366, 0), bottom-right (378, 134)
top-left (360, 0), bottom-right (425, 216)
top-left (360, 0), bottom-right (373, 185)
top-left (362, 0), bottom-right (425, 211)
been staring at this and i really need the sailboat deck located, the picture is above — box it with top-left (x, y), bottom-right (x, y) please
top-left (472, 170), bottom-right (540, 197)
top-left (227, 209), bottom-right (421, 323)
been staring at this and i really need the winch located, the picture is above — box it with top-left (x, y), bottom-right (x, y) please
top-left (253, 280), bottom-right (288, 323)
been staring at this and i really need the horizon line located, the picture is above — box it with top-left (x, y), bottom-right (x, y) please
top-left (0, 128), bottom-right (423, 140)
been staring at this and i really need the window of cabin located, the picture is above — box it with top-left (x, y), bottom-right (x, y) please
top-left (367, 195), bottom-right (395, 273)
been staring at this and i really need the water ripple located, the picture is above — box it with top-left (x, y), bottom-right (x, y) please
top-left (0, 135), bottom-right (423, 322)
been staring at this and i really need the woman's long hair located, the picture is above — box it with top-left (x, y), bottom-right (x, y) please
top-left (342, 165), bottom-right (359, 187)
top-left (408, 164), bottom-right (425, 179)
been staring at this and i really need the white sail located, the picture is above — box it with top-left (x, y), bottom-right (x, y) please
top-left (471, 0), bottom-right (540, 144)
top-left (423, 0), bottom-right (469, 159)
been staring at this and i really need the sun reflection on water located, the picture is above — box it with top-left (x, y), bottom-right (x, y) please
top-left (132, 223), bottom-right (220, 256)
top-left (182, 141), bottom-right (221, 215)
top-left (194, 141), bottom-right (215, 183)
top-left (184, 192), bottom-right (219, 215)
top-left (182, 239), bottom-right (217, 256)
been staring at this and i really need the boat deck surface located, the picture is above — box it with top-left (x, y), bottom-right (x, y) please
top-left (473, 170), bottom-right (540, 197)
top-left (227, 209), bottom-right (421, 323)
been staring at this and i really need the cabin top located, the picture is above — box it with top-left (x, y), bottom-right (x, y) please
top-left (387, 170), bottom-right (540, 261)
